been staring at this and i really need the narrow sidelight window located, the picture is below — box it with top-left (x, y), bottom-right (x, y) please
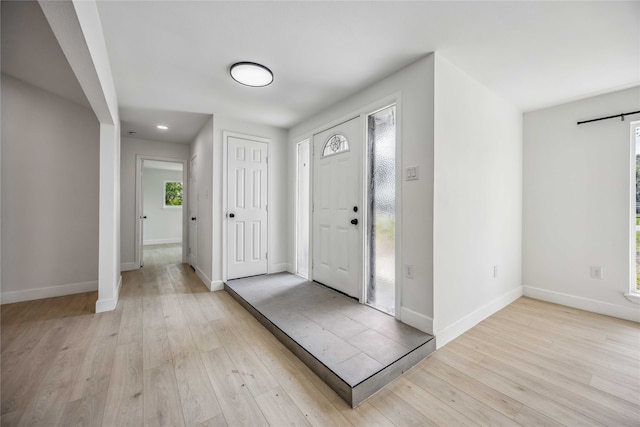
top-left (367, 105), bottom-right (396, 314)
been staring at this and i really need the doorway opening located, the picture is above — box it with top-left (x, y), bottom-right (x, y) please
top-left (296, 139), bottom-right (310, 278)
top-left (366, 104), bottom-right (397, 315)
top-left (136, 158), bottom-right (187, 268)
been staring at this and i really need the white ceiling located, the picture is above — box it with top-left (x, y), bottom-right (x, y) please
top-left (96, 1), bottom-right (640, 131)
top-left (1, 1), bottom-right (209, 145)
top-left (1, 1), bottom-right (90, 108)
top-left (121, 107), bottom-right (211, 144)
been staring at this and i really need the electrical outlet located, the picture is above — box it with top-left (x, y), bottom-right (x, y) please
top-left (590, 266), bottom-right (603, 280)
top-left (405, 264), bottom-right (414, 279)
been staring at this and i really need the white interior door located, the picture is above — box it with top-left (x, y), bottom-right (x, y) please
top-left (227, 137), bottom-right (268, 280)
top-left (189, 155), bottom-right (198, 268)
top-left (312, 117), bottom-right (362, 298)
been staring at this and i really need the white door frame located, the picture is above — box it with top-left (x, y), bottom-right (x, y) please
top-left (189, 154), bottom-right (198, 268)
top-left (222, 131), bottom-right (271, 282)
top-left (135, 154), bottom-right (189, 268)
top-left (297, 92), bottom-right (402, 316)
top-left (295, 139), bottom-right (311, 279)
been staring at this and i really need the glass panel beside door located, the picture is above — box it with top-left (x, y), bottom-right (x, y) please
top-left (366, 105), bottom-right (396, 315)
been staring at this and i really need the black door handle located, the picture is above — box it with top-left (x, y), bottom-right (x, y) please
top-left (351, 218), bottom-right (358, 225)
top-left (229, 213), bottom-right (235, 218)
top-left (142, 216), bottom-right (147, 219)
top-left (191, 217), bottom-right (196, 221)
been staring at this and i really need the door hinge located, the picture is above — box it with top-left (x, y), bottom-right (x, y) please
top-left (266, 204), bottom-right (268, 212)
top-left (312, 202), bottom-right (314, 212)
top-left (266, 156), bottom-right (268, 164)
top-left (265, 253), bottom-right (268, 260)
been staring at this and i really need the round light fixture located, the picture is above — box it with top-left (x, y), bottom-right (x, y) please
top-left (156, 125), bottom-right (169, 130)
top-left (230, 62), bottom-right (273, 87)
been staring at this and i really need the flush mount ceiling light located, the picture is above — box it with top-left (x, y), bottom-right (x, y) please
top-left (156, 125), bottom-right (169, 130)
top-left (230, 62), bottom-right (273, 87)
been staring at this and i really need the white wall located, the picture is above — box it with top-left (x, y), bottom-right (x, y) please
top-left (190, 116), bottom-right (214, 287)
top-left (1, 75), bottom-right (100, 303)
top-left (212, 115), bottom-right (289, 285)
top-left (432, 54), bottom-right (523, 347)
top-left (40, 0), bottom-right (123, 313)
top-left (120, 136), bottom-right (190, 268)
top-left (523, 86), bottom-right (640, 322)
top-left (289, 55), bottom-right (436, 332)
top-left (142, 167), bottom-right (183, 244)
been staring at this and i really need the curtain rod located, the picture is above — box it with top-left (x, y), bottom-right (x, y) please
top-left (577, 110), bottom-right (640, 125)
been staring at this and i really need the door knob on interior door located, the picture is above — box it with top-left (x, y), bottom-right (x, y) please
top-left (191, 217), bottom-right (196, 221)
top-left (142, 216), bottom-right (147, 219)
top-left (351, 218), bottom-right (358, 225)
top-left (229, 213), bottom-right (235, 218)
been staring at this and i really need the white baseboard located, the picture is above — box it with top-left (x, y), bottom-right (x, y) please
top-left (1, 280), bottom-right (98, 305)
top-left (270, 263), bottom-right (290, 274)
top-left (121, 262), bottom-right (139, 272)
top-left (211, 280), bottom-right (224, 291)
top-left (435, 286), bottom-right (523, 349)
top-left (143, 237), bottom-right (182, 245)
top-left (523, 285), bottom-right (640, 323)
top-left (95, 275), bottom-right (122, 313)
top-left (400, 306), bottom-right (433, 335)
top-left (195, 266), bottom-right (214, 291)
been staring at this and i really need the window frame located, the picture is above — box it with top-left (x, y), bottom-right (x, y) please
top-left (628, 121), bottom-right (640, 300)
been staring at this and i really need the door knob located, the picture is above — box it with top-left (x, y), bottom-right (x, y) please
top-left (191, 217), bottom-right (196, 221)
top-left (229, 213), bottom-right (235, 218)
top-left (351, 218), bottom-right (358, 225)
top-left (142, 216), bottom-right (147, 219)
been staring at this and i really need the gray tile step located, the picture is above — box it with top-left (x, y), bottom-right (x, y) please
top-left (224, 273), bottom-right (436, 407)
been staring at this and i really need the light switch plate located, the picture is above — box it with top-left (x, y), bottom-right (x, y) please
top-left (406, 166), bottom-right (419, 181)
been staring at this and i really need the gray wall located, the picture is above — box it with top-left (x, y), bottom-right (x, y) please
top-left (1, 74), bottom-right (99, 302)
top-left (120, 136), bottom-right (190, 267)
top-left (523, 86), bottom-right (640, 322)
top-left (142, 167), bottom-right (183, 244)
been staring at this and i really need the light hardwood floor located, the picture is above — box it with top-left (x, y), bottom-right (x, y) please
top-left (1, 257), bottom-right (639, 426)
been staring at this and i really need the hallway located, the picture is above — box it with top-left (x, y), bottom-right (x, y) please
top-left (142, 243), bottom-right (182, 268)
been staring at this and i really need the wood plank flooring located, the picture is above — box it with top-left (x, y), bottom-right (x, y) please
top-left (1, 252), bottom-right (639, 426)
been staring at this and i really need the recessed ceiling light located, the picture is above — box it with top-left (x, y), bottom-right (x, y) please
top-left (156, 125), bottom-right (169, 130)
top-left (230, 62), bottom-right (273, 87)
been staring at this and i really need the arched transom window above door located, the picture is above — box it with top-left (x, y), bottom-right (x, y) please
top-left (322, 134), bottom-right (349, 157)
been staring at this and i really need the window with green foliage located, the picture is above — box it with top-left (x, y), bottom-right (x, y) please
top-left (164, 181), bottom-right (183, 207)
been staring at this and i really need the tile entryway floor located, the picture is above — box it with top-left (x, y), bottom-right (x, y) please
top-left (225, 273), bottom-right (435, 407)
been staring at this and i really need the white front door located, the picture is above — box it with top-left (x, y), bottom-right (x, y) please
top-left (312, 117), bottom-right (362, 298)
top-left (189, 155), bottom-right (198, 268)
top-left (227, 137), bottom-right (268, 280)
